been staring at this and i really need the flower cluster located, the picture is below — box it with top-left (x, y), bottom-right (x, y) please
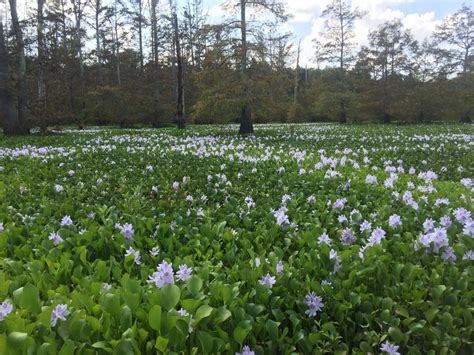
top-left (304, 292), bottom-right (324, 317)
top-left (0, 300), bottom-right (13, 321)
top-left (148, 261), bottom-right (193, 288)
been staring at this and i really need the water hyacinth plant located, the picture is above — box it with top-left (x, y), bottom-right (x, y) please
top-left (0, 124), bottom-right (472, 353)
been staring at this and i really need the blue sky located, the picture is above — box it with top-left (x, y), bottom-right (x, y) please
top-left (202, 0), bottom-right (470, 65)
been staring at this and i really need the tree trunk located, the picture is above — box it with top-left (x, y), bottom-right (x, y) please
top-left (138, 0), bottom-right (144, 70)
top-left (8, 0), bottom-right (29, 134)
top-left (460, 47), bottom-right (471, 123)
top-left (174, 13), bottom-right (185, 129)
top-left (239, 0), bottom-right (254, 134)
top-left (95, 0), bottom-right (103, 85)
top-left (293, 39), bottom-right (301, 103)
top-left (37, 0), bottom-right (47, 133)
top-left (114, 0), bottom-right (121, 86)
top-left (72, 0), bottom-right (85, 127)
top-left (338, 99), bottom-right (347, 124)
top-left (0, 22), bottom-right (18, 135)
top-left (150, 0), bottom-right (160, 125)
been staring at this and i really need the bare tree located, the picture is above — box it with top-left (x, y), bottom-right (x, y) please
top-left (37, 0), bottom-right (47, 133)
top-left (8, 0), bottom-right (28, 134)
top-left (71, 0), bottom-right (85, 92)
top-left (316, 0), bottom-right (364, 123)
top-left (434, 4), bottom-right (473, 123)
top-left (294, 38), bottom-right (301, 103)
top-left (230, 0), bottom-right (288, 134)
top-left (0, 20), bottom-right (18, 135)
top-left (173, 11), bottom-right (185, 129)
top-left (93, 0), bottom-right (104, 85)
top-left (365, 20), bottom-right (417, 123)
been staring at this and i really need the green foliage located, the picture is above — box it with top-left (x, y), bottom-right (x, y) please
top-left (0, 124), bottom-right (472, 353)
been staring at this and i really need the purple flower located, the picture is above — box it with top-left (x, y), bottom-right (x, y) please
top-left (305, 292), bottom-right (324, 317)
top-left (462, 251), bottom-right (474, 260)
top-left (360, 220), bottom-right (372, 233)
top-left (329, 249), bottom-right (342, 274)
top-left (365, 175), bottom-right (378, 185)
top-left (244, 196), bottom-right (255, 209)
top-left (259, 273), bottom-right (276, 288)
top-left (460, 178), bottom-right (472, 188)
top-left (176, 264), bottom-right (193, 281)
top-left (276, 260), bottom-right (284, 274)
top-left (318, 233), bottom-right (331, 245)
top-left (423, 218), bottom-right (435, 232)
top-left (442, 247), bottom-right (456, 263)
top-left (454, 208), bottom-right (471, 224)
top-left (463, 219), bottom-right (474, 237)
top-left (332, 198), bottom-right (347, 210)
top-left (60, 215), bottom-right (73, 226)
top-left (148, 261), bottom-right (175, 288)
top-left (178, 308), bottom-right (189, 317)
top-left (54, 184), bottom-right (64, 192)
top-left (51, 304), bottom-right (69, 327)
top-left (150, 247), bottom-right (160, 256)
top-left (419, 227), bottom-right (449, 253)
top-left (273, 206), bottom-right (289, 226)
top-left (388, 214), bottom-right (402, 228)
top-left (125, 247), bottom-right (141, 265)
top-left (0, 223), bottom-right (4, 232)
top-left (367, 228), bottom-right (386, 246)
top-left (102, 283), bottom-right (112, 292)
top-left (338, 215), bottom-right (348, 223)
top-left (439, 215), bottom-right (452, 227)
top-left (48, 232), bottom-right (63, 245)
top-left (237, 345), bottom-right (255, 355)
top-left (120, 223), bottom-right (134, 241)
top-left (0, 300), bottom-right (13, 321)
top-left (380, 341), bottom-right (400, 355)
top-left (340, 228), bottom-right (356, 245)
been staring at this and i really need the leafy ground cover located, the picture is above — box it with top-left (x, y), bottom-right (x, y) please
top-left (0, 124), bottom-right (473, 354)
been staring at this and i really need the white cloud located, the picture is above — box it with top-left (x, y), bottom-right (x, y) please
top-left (285, 0), bottom-right (331, 23)
top-left (296, 0), bottom-right (442, 66)
top-left (192, 0), bottom-right (448, 68)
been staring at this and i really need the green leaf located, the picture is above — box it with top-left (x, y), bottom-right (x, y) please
top-left (266, 319), bottom-right (280, 341)
top-left (214, 307), bottom-right (231, 324)
top-left (432, 285), bottom-right (446, 300)
top-left (92, 341), bottom-right (112, 352)
top-left (59, 340), bottom-right (76, 355)
top-left (155, 336), bottom-right (169, 352)
top-left (7, 332), bottom-right (28, 352)
top-left (102, 293), bottom-right (121, 315)
top-left (197, 331), bottom-right (214, 354)
top-left (160, 284), bottom-right (181, 310)
top-left (388, 327), bottom-right (405, 343)
top-left (233, 320), bottom-right (252, 345)
top-left (187, 275), bottom-right (203, 295)
top-left (17, 283), bottom-right (41, 313)
top-left (194, 305), bottom-right (214, 325)
top-left (149, 305), bottom-right (162, 331)
top-left (114, 339), bottom-right (134, 355)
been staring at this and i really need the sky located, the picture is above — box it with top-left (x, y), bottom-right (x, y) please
top-left (203, 0), bottom-right (470, 66)
top-left (3, 0), bottom-right (470, 67)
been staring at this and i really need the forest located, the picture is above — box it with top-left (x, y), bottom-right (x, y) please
top-left (0, 0), bottom-right (473, 135)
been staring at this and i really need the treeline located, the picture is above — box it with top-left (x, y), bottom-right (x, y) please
top-left (0, 0), bottom-right (472, 135)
